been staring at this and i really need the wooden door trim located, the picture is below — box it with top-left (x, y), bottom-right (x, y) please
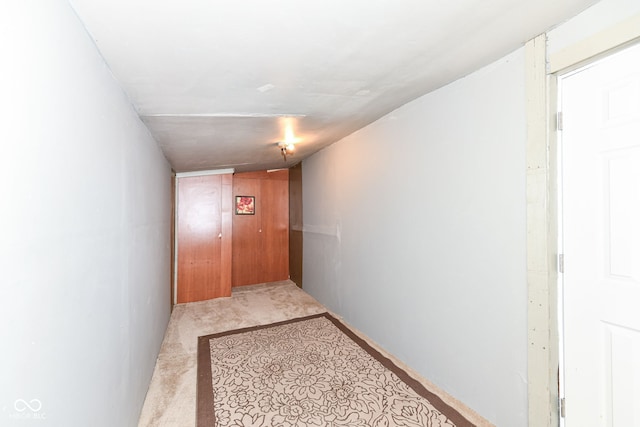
top-left (527, 18), bottom-right (640, 425)
top-left (175, 168), bottom-right (235, 178)
top-left (171, 171), bottom-right (176, 308)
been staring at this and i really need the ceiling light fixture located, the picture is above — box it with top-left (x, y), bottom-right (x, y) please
top-left (277, 124), bottom-right (300, 161)
top-left (278, 141), bottom-right (295, 161)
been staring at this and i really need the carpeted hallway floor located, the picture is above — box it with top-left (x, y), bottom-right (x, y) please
top-left (137, 281), bottom-right (491, 426)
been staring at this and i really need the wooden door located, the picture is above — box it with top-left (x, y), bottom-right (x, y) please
top-left (177, 174), bottom-right (232, 303)
top-left (232, 170), bottom-right (289, 286)
top-left (260, 171), bottom-right (289, 283)
top-left (561, 42), bottom-right (640, 426)
top-left (231, 176), bottom-right (261, 287)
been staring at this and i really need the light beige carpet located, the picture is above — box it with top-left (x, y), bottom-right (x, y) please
top-left (138, 281), bottom-right (492, 427)
top-left (198, 313), bottom-right (475, 426)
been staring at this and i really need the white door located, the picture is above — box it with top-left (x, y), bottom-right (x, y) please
top-left (561, 42), bottom-right (640, 427)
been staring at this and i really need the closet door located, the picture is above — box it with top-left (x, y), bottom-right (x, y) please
top-left (232, 170), bottom-right (289, 286)
top-left (177, 174), bottom-right (232, 303)
top-left (260, 171), bottom-right (289, 283)
top-left (231, 176), bottom-right (261, 287)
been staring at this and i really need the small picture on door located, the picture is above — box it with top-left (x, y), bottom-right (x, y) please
top-left (235, 196), bottom-right (255, 215)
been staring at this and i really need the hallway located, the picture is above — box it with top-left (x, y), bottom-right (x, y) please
top-left (138, 282), bottom-right (490, 426)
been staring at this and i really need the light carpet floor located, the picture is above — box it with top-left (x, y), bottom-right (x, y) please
top-left (138, 281), bottom-right (492, 427)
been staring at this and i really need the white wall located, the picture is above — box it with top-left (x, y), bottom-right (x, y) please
top-left (547, 0), bottom-right (640, 55)
top-left (303, 49), bottom-right (527, 425)
top-left (0, 1), bottom-right (171, 426)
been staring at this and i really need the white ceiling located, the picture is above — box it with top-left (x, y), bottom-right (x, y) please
top-left (70, 0), bottom-right (597, 172)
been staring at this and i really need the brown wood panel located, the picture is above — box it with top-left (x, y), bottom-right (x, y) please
top-left (171, 172), bottom-right (176, 307)
top-left (232, 169), bottom-right (289, 287)
top-left (289, 163), bottom-right (303, 287)
top-left (232, 170), bottom-right (271, 180)
top-left (261, 173), bottom-right (289, 283)
top-left (231, 177), bottom-right (261, 286)
top-left (177, 174), bottom-right (231, 303)
top-left (220, 174), bottom-right (233, 291)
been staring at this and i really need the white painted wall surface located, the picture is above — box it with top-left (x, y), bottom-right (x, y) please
top-left (0, 1), bottom-right (171, 426)
top-left (547, 0), bottom-right (640, 55)
top-left (303, 49), bottom-right (527, 425)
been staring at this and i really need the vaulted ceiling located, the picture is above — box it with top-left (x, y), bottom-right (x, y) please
top-left (70, 0), bottom-right (597, 172)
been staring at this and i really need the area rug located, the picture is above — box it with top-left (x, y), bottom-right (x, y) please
top-left (197, 313), bottom-right (475, 427)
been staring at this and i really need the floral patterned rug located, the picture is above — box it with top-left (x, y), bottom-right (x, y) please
top-left (197, 313), bottom-right (475, 427)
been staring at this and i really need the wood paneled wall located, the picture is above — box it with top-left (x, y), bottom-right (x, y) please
top-left (232, 169), bottom-right (289, 287)
top-left (175, 169), bottom-right (292, 303)
top-left (289, 163), bottom-right (303, 287)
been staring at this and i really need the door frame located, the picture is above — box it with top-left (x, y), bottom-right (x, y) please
top-left (525, 15), bottom-right (640, 426)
